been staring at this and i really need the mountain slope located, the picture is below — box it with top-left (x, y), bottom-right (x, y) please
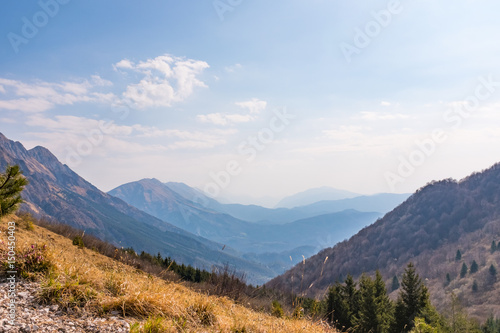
top-left (275, 187), bottom-right (360, 208)
top-left (0, 133), bottom-right (273, 283)
top-left (267, 164), bottom-right (500, 320)
top-left (110, 179), bottom-right (380, 256)
top-left (163, 181), bottom-right (402, 225)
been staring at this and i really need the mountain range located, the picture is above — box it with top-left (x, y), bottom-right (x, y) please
top-left (0, 133), bottom-right (275, 283)
top-left (0, 132), bottom-right (409, 284)
top-left (267, 164), bottom-right (500, 320)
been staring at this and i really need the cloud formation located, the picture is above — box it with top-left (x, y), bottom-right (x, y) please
top-left (115, 54), bottom-right (209, 109)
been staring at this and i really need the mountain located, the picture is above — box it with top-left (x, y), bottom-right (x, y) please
top-left (162, 181), bottom-right (404, 225)
top-left (110, 179), bottom-right (381, 255)
top-left (0, 133), bottom-right (274, 284)
top-left (267, 164), bottom-right (500, 320)
top-left (293, 193), bottom-right (410, 218)
top-left (275, 186), bottom-right (360, 208)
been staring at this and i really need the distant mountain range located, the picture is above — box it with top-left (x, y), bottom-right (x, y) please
top-left (0, 133), bottom-right (274, 284)
top-left (0, 132), bottom-right (410, 285)
top-left (275, 186), bottom-right (360, 208)
top-left (109, 179), bottom-right (382, 254)
top-left (267, 164), bottom-right (500, 321)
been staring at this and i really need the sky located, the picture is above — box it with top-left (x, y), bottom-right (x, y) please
top-left (1, 0), bottom-right (500, 207)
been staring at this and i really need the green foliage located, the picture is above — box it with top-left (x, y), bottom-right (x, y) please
top-left (460, 263), bottom-right (468, 278)
top-left (0, 165), bottom-right (29, 217)
top-left (470, 260), bottom-right (479, 274)
top-left (482, 315), bottom-right (500, 333)
top-left (489, 264), bottom-right (497, 277)
top-left (445, 294), bottom-right (482, 333)
top-left (456, 250), bottom-right (462, 261)
top-left (72, 235), bottom-right (84, 248)
top-left (271, 300), bottom-right (284, 318)
top-left (17, 244), bottom-right (53, 279)
top-left (472, 280), bottom-right (478, 292)
top-left (410, 317), bottom-right (439, 333)
top-left (392, 263), bottom-right (432, 333)
top-left (356, 271), bottom-right (393, 333)
top-left (446, 273), bottom-right (451, 285)
top-left (391, 275), bottom-right (400, 292)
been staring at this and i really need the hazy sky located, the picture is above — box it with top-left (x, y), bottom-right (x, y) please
top-left (1, 0), bottom-right (500, 206)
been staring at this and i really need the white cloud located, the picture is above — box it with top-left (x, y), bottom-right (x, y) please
top-left (0, 78), bottom-right (116, 113)
top-left (116, 54), bottom-right (209, 109)
top-left (380, 101), bottom-right (392, 106)
top-left (91, 75), bottom-right (113, 87)
top-left (225, 63), bottom-right (242, 73)
top-left (357, 111), bottom-right (411, 121)
top-left (235, 98), bottom-right (267, 114)
top-left (114, 59), bottom-right (134, 70)
top-left (196, 113), bottom-right (255, 126)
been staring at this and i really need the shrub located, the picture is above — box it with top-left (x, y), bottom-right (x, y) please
top-left (271, 300), bottom-right (284, 318)
top-left (72, 235), bottom-right (84, 248)
top-left (17, 244), bottom-right (53, 279)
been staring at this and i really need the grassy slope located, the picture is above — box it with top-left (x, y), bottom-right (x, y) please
top-left (1, 215), bottom-right (336, 333)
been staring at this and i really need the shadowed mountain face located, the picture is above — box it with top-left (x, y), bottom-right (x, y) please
top-left (159, 181), bottom-right (408, 225)
top-left (0, 133), bottom-right (274, 284)
top-left (110, 179), bottom-right (382, 256)
top-left (267, 163), bottom-right (500, 320)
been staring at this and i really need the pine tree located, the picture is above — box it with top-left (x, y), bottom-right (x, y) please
top-left (357, 274), bottom-right (378, 333)
top-left (374, 271), bottom-right (394, 332)
top-left (491, 241), bottom-right (497, 254)
top-left (489, 264), bottom-right (497, 277)
top-left (325, 283), bottom-right (349, 330)
top-left (0, 165), bottom-right (29, 217)
top-left (472, 280), bottom-right (478, 292)
top-left (460, 263), bottom-right (468, 278)
top-left (391, 263), bottom-right (430, 332)
top-left (455, 250), bottom-right (462, 261)
top-left (446, 273), bottom-right (451, 285)
top-left (391, 275), bottom-right (400, 292)
top-left (343, 274), bottom-right (361, 327)
top-left (470, 260), bottom-right (479, 274)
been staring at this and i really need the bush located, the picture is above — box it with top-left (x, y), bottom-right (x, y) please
top-left (271, 300), bottom-right (284, 318)
top-left (17, 244), bottom-right (53, 279)
top-left (72, 235), bottom-right (84, 248)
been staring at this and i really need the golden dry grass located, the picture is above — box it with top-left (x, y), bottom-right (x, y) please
top-left (1, 215), bottom-right (337, 333)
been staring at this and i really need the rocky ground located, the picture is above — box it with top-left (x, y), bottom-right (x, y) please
top-left (0, 281), bottom-right (131, 332)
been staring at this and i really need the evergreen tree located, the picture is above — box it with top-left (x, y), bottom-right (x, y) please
top-left (343, 274), bottom-right (361, 327)
top-left (455, 250), bottom-right (462, 261)
top-left (391, 263), bottom-right (431, 332)
top-left (491, 241), bottom-right (497, 254)
top-left (446, 273), bottom-right (451, 285)
top-left (460, 263), bottom-right (468, 278)
top-left (357, 274), bottom-right (378, 333)
top-left (472, 280), bottom-right (478, 292)
top-left (0, 165), bottom-right (29, 217)
top-left (470, 260), bottom-right (479, 274)
top-left (374, 271), bottom-right (394, 332)
top-left (391, 275), bottom-right (400, 292)
top-left (489, 264), bottom-right (497, 277)
top-left (325, 283), bottom-right (349, 330)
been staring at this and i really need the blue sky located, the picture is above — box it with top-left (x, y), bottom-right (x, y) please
top-left (2, 0), bottom-right (500, 206)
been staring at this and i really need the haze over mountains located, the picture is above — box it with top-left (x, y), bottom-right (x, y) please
top-left (0, 132), bottom-right (411, 285)
top-left (268, 163), bottom-right (500, 320)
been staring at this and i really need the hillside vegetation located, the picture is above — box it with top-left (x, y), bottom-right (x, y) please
top-left (267, 163), bottom-right (500, 321)
top-left (0, 214), bottom-right (335, 333)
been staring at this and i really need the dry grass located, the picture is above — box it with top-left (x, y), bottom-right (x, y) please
top-left (1, 215), bottom-right (337, 332)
